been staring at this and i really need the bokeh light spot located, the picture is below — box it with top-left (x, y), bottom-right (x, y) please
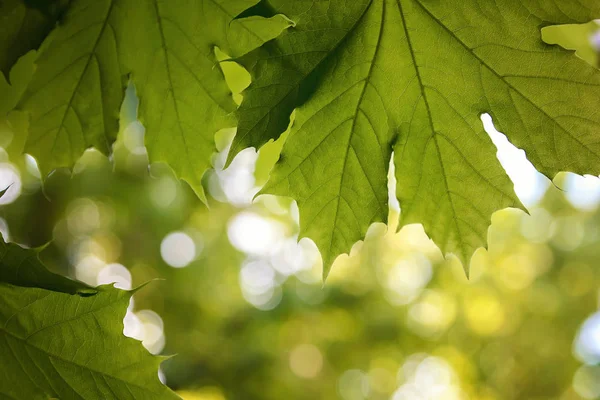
top-left (464, 292), bottom-right (505, 336)
top-left (573, 366), bottom-right (600, 399)
top-left (289, 344), bottom-right (323, 379)
top-left (161, 231), bottom-right (197, 268)
top-left (67, 198), bottom-right (101, 235)
top-left (575, 312), bottom-right (600, 365)
top-left (228, 212), bottom-right (284, 256)
top-left (338, 369), bottom-right (370, 400)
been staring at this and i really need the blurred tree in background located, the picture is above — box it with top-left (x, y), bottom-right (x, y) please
top-left (0, 15), bottom-right (599, 400)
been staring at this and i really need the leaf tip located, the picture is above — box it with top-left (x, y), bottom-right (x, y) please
top-left (186, 179), bottom-right (209, 206)
top-left (131, 278), bottom-right (164, 295)
top-left (224, 141), bottom-right (246, 169)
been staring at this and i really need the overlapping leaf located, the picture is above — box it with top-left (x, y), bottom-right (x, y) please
top-left (8, 0), bottom-right (291, 200)
top-left (2, 0), bottom-right (600, 277)
top-left (231, 0), bottom-right (600, 275)
top-left (0, 239), bottom-right (179, 399)
top-left (0, 0), bottom-right (69, 77)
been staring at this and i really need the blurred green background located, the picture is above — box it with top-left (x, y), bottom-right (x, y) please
top-left (0, 19), bottom-right (600, 400)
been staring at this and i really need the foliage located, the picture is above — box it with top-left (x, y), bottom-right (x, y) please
top-left (4, 139), bottom-right (600, 400)
top-left (0, 239), bottom-right (178, 399)
top-left (2, 0), bottom-right (600, 275)
top-left (1, 0), bottom-right (600, 399)
top-left (7, 0), bottom-right (291, 200)
top-left (231, 0), bottom-right (600, 274)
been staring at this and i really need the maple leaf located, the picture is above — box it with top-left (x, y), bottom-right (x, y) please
top-left (8, 0), bottom-right (292, 201)
top-left (230, 0), bottom-right (600, 276)
top-left (0, 239), bottom-right (179, 399)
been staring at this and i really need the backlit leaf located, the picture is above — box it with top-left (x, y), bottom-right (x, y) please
top-left (233, 0), bottom-right (600, 276)
top-left (0, 240), bottom-right (178, 399)
top-left (11, 0), bottom-right (291, 200)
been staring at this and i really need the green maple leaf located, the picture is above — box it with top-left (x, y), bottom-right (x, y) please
top-left (230, 0), bottom-right (600, 276)
top-left (0, 239), bottom-right (179, 399)
top-left (9, 0), bottom-right (292, 201)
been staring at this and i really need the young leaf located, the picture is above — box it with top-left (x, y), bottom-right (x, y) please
top-left (0, 240), bottom-right (179, 399)
top-left (12, 0), bottom-right (292, 200)
top-left (233, 0), bottom-right (600, 276)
